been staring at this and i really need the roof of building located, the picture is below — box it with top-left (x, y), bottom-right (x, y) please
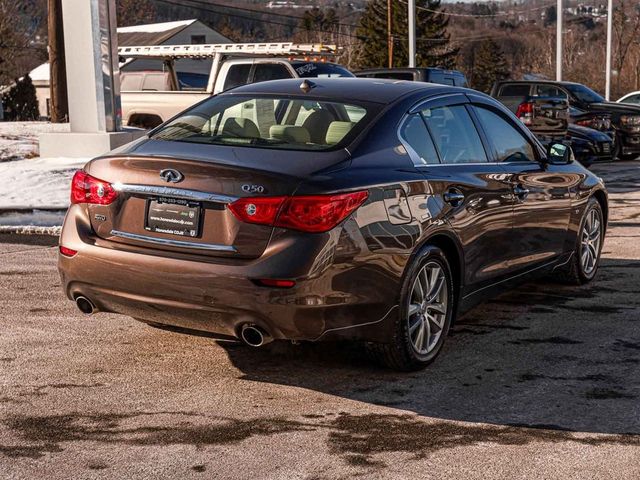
top-left (117, 19), bottom-right (197, 47)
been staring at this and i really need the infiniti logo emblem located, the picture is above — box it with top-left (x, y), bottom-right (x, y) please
top-left (159, 169), bottom-right (184, 183)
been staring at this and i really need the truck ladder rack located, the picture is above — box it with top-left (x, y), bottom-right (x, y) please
top-left (118, 42), bottom-right (339, 59)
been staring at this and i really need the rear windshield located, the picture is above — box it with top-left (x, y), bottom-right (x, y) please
top-left (151, 94), bottom-right (372, 151)
top-left (291, 62), bottom-right (354, 78)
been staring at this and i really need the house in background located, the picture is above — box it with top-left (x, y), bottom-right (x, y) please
top-left (31, 19), bottom-right (230, 119)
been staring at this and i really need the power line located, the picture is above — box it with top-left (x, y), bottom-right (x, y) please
top-left (398, 0), bottom-right (557, 18)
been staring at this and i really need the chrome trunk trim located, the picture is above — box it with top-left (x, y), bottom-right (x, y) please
top-left (110, 230), bottom-right (237, 252)
top-left (113, 183), bottom-right (238, 204)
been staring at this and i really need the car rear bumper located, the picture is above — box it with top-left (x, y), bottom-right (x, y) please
top-left (58, 205), bottom-right (404, 343)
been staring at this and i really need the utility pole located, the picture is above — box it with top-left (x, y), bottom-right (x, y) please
top-left (387, 0), bottom-right (393, 68)
top-left (605, 0), bottom-right (613, 100)
top-left (556, 0), bottom-right (563, 81)
top-left (48, 0), bottom-right (68, 123)
top-left (408, 0), bottom-right (416, 67)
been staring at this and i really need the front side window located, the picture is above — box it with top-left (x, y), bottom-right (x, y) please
top-left (422, 105), bottom-right (487, 164)
top-left (399, 114), bottom-right (439, 165)
top-left (152, 95), bottom-right (376, 151)
top-left (564, 84), bottom-right (605, 104)
top-left (474, 107), bottom-right (536, 162)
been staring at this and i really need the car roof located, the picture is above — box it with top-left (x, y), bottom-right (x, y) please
top-left (223, 77), bottom-right (455, 104)
top-left (497, 80), bottom-right (583, 87)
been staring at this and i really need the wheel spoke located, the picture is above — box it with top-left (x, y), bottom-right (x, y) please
top-left (421, 317), bottom-right (431, 351)
top-left (429, 302), bottom-right (447, 315)
top-left (428, 312), bottom-right (444, 329)
top-left (414, 321), bottom-right (425, 349)
top-left (409, 315), bottom-right (422, 335)
top-left (408, 303), bottom-right (421, 317)
top-left (414, 278), bottom-right (424, 302)
top-left (427, 275), bottom-right (444, 302)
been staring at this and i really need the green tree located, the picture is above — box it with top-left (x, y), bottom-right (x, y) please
top-left (299, 7), bottom-right (340, 43)
top-left (2, 74), bottom-right (39, 121)
top-left (355, 0), bottom-right (457, 69)
top-left (117, 0), bottom-right (156, 27)
top-left (471, 38), bottom-right (509, 93)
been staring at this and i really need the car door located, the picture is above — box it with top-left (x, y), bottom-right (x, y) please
top-left (469, 98), bottom-right (576, 271)
top-left (401, 94), bottom-right (516, 288)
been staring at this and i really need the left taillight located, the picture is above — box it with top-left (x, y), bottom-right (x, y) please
top-left (229, 190), bottom-right (369, 233)
top-left (70, 170), bottom-right (117, 205)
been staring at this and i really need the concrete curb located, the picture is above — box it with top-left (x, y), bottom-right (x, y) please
top-left (0, 225), bottom-right (61, 236)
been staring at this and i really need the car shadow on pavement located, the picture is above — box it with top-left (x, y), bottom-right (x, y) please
top-left (221, 257), bottom-right (640, 436)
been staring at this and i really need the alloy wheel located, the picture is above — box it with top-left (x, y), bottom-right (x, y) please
top-left (407, 261), bottom-right (448, 355)
top-left (580, 208), bottom-right (602, 276)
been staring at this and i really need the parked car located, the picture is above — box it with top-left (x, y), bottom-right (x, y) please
top-left (513, 97), bottom-right (614, 166)
top-left (617, 91), bottom-right (640, 105)
top-left (354, 67), bottom-right (468, 87)
top-left (59, 78), bottom-right (608, 370)
top-left (119, 43), bottom-right (354, 129)
top-left (491, 80), bottom-right (640, 159)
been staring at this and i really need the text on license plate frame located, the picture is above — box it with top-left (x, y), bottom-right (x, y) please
top-left (145, 197), bottom-right (202, 238)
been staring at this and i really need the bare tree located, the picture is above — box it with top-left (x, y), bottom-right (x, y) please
top-left (613, 1), bottom-right (640, 97)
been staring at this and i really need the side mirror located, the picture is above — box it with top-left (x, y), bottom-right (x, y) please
top-left (545, 142), bottom-right (574, 165)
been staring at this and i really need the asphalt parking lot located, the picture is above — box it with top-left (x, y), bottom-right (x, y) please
top-left (1, 161), bottom-right (639, 479)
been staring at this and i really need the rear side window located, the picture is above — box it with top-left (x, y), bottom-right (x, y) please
top-left (141, 73), bottom-right (168, 91)
top-left (422, 105), bottom-right (487, 164)
top-left (121, 73), bottom-right (143, 91)
top-left (474, 107), bottom-right (536, 162)
top-left (223, 64), bottom-right (252, 91)
top-left (499, 84), bottom-right (531, 97)
top-left (253, 64), bottom-right (292, 83)
top-left (399, 114), bottom-right (439, 165)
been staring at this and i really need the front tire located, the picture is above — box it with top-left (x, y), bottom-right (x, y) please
top-left (554, 197), bottom-right (604, 285)
top-left (366, 245), bottom-right (455, 371)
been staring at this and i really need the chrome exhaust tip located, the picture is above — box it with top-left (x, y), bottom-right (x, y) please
top-left (75, 296), bottom-right (96, 315)
top-left (240, 324), bottom-right (272, 347)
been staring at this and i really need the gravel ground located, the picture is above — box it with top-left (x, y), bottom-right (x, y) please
top-left (0, 161), bottom-right (639, 479)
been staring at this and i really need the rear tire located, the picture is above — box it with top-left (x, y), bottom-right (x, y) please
top-left (553, 197), bottom-right (604, 285)
top-left (366, 245), bottom-right (455, 371)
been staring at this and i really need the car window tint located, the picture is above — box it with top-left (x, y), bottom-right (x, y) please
top-left (375, 72), bottom-right (414, 81)
top-left (499, 84), bottom-right (530, 97)
top-left (474, 107), bottom-right (536, 162)
top-left (536, 85), bottom-right (567, 98)
top-left (223, 64), bottom-right (252, 91)
top-left (253, 64), bottom-right (292, 83)
top-left (399, 114), bottom-right (440, 165)
top-left (422, 105), bottom-right (487, 164)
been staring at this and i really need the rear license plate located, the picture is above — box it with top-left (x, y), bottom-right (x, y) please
top-left (145, 197), bottom-right (201, 238)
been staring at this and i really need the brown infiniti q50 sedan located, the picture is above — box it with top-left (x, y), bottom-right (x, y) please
top-left (58, 78), bottom-right (608, 370)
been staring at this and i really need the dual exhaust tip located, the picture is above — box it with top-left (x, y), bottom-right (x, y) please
top-left (74, 296), bottom-right (272, 348)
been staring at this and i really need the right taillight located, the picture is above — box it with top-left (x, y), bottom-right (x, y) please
top-left (229, 191), bottom-right (368, 233)
top-left (516, 102), bottom-right (534, 125)
top-left (70, 171), bottom-right (118, 205)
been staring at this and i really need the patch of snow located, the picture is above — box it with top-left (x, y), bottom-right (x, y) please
top-left (118, 19), bottom-right (195, 33)
top-left (0, 122), bottom-right (70, 162)
top-left (29, 63), bottom-right (50, 82)
top-left (0, 210), bottom-right (66, 227)
top-left (0, 156), bottom-right (87, 209)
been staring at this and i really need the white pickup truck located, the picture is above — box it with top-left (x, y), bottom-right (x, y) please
top-left (118, 42), bottom-right (353, 129)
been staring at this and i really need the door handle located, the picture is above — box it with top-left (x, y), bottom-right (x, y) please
top-left (513, 184), bottom-right (530, 200)
top-left (443, 190), bottom-right (465, 206)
